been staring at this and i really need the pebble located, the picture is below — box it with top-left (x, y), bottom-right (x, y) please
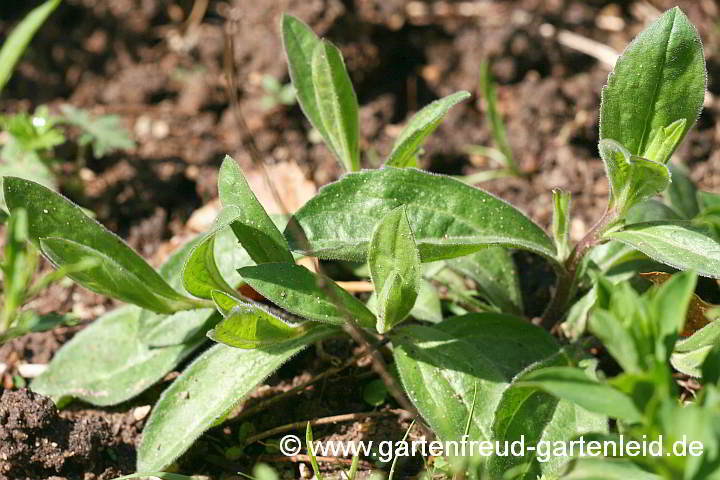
top-left (133, 405), bottom-right (152, 422)
top-left (17, 363), bottom-right (48, 378)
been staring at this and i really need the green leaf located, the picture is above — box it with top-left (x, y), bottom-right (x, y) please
top-left (368, 206), bottom-right (421, 333)
top-left (479, 62), bottom-right (514, 170)
top-left (136, 326), bottom-right (337, 471)
top-left (385, 91), bottom-right (471, 168)
top-left (589, 309), bottom-right (642, 374)
top-left (599, 7), bottom-right (705, 157)
top-left (311, 39), bottom-right (359, 171)
top-left (286, 167), bottom-right (555, 262)
top-left (560, 458), bottom-right (661, 480)
top-left (363, 379), bottom-right (388, 406)
top-left (31, 306), bottom-right (210, 406)
top-left (447, 247), bottom-right (522, 315)
top-left (392, 314), bottom-right (559, 442)
top-left (282, 15), bottom-right (334, 157)
top-left (671, 322), bottom-right (720, 377)
top-left (599, 139), bottom-right (670, 215)
top-left (393, 315), bottom-right (606, 479)
top-left (485, 359), bottom-right (608, 478)
top-left (239, 263), bottom-right (375, 328)
top-left (517, 366), bottom-right (644, 423)
top-left (60, 104), bottom-right (135, 157)
top-left (39, 237), bottom-right (192, 313)
top-left (365, 278), bottom-right (442, 324)
top-left (183, 231), bottom-right (235, 300)
top-left (217, 156), bottom-right (294, 264)
top-left (31, 239), bottom-right (220, 405)
top-left (552, 188), bottom-right (572, 261)
top-left (208, 291), bottom-right (314, 349)
top-left (605, 221), bottom-right (720, 278)
top-left (667, 162), bottom-right (700, 219)
top-left (642, 119), bottom-right (686, 165)
top-left (3, 177), bottom-right (198, 312)
top-left (0, 0), bottom-right (61, 94)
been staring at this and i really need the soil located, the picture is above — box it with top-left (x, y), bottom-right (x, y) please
top-left (1, 0), bottom-right (720, 478)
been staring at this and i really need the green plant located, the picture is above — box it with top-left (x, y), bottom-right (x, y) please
top-left (259, 74), bottom-right (297, 110)
top-left (6, 6), bottom-right (720, 479)
top-left (0, 207), bottom-right (93, 343)
top-left (463, 61), bottom-right (524, 183)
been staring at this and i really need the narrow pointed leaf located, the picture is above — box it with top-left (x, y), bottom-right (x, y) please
top-left (239, 263), bottom-right (375, 328)
top-left (599, 7), bottom-right (705, 156)
top-left (385, 91), bottom-right (471, 168)
top-left (217, 156), bottom-right (293, 264)
top-left (605, 221), bottom-right (720, 278)
top-left (137, 326), bottom-right (337, 471)
top-left (368, 206), bottom-right (421, 332)
top-left (281, 14), bottom-right (336, 159)
top-left (517, 366), bottom-right (644, 423)
top-left (311, 40), bottom-right (359, 171)
top-left (208, 292), bottom-right (314, 349)
top-left (0, 0), bottom-right (61, 93)
top-left (3, 177), bottom-right (195, 313)
top-left (286, 167), bottom-right (555, 262)
top-left (642, 118), bottom-right (686, 165)
top-left (30, 239), bottom-right (220, 405)
top-left (183, 233), bottom-right (235, 300)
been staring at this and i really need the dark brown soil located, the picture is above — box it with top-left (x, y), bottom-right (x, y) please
top-left (0, 389), bottom-right (138, 480)
top-left (2, 0), bottom-right (720, 478)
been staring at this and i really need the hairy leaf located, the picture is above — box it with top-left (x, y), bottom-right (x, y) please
top-left (217, 156), bottom-right (294, 264)
top-left (311, 40), bottom-right (359, 171)
top-left (137, 327), bottom-right (337, 471)
top-left (667, 162), bottom-right (700, 219)
top-left (239, 263), bottom-right (375, 328)
top-left (286, 167), bottom-right (555, 262)
top-left (208, 291), bottom-right (313, 349)
top-left (385, 91), bottom-right (471, 168)
top-left (605, 222), bottom-right (720, 278)
top-left (60, 105), bottom-right (135, 157)
top-left (517, 366), bottom-right (643, 423)
top-left (368, 206), bottom-right (421, 332)
top-left (600, 7), bottom-right (705, 157)
top-left (3, 177), bottom-right (197, 313)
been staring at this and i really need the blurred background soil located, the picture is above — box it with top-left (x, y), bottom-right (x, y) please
top-left (1, 0), bottom-right (719, 478)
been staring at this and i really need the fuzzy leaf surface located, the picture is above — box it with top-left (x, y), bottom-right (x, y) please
top-left (605, 222), bottom-right (720, 278)
top-left (137, 327), bottom-right (337, 471)
top-left (600, 7), bottom-right (705, 157)
top-left (385, 91), bottom-right (470, 168)
top-left (239, 263), bottom-right (375, 328)
top-left (3, 177), bottom-right (196, 312)
top-left (286, 167), bottom-right (555, 262)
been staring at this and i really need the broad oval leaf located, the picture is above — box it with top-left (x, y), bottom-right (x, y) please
top-left (137, 326), bottom-right (338, 471)
top-left (217, 156), bottom-right (294, 264)
top-left (393, 315), bottom-right (605, 479)
top-left (368, 206), bottom-right (421, 332)
top-left (31, 305), bottom-right (211, 406)
top-left (311, 40), bottom-right (359, 172)
top-left (485, 359), bottom-right (607, 478)
top-left (286, 167), bottom-right (555, 262)
top-left (3, 177), bottom-right (196, 313)
top-left (600, 7), bottom-right (705, 157)
top-left (605, 221), bottom-right (720, 278)
top-left (239, 263), bottom-right (375, 328)
top-left (385, 91), bottom-right (471, 168)
top-left (208, 291), bottom-right (314, 349)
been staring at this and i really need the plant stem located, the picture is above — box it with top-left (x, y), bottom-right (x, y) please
top-left (541, 208), bottom-right (618, 329)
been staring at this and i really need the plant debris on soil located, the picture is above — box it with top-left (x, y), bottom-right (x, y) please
top-left (2, 0), bottom-right (720, 478)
